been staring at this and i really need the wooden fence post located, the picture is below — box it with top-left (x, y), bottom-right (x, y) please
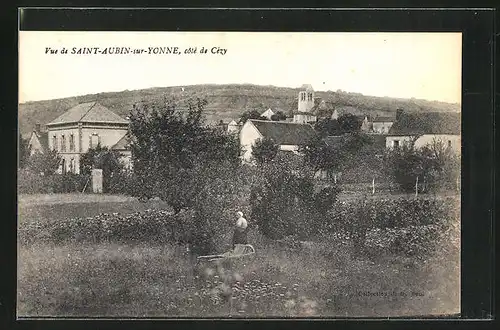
top-left (415, 176), bottom-right (419, 197)
top-left (372, 177), bottom-right (375, 195)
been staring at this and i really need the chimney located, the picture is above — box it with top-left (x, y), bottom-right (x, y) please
top-left (35, 123), bottom-right (41, 132)
top-left (396, 109), bottom-right (404, 121)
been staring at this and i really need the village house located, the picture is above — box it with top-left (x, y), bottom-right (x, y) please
top-left (385, 110), bottom-right (461, 152)
top-left (371, 116), bottom-right (395, 134)
top-left (45, 101), bottom-right (131, 174)
top-left (110, 133), bottom-right (133, 171)
top-left (27, 123), bottom-right (49, 155)
top-left (260, 108), bottom-right (275, 120)
top-left (239, 119), bottom-right (316, 162)
top-left (227, 120), bottom-right (241, 134)
top-left (330, 107), bottom-right (372, 132)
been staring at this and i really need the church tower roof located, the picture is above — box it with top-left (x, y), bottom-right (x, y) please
top-left (300, 84), bottom-right (314, 91)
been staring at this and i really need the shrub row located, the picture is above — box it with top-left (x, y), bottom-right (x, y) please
top-left (18, 209), bottom-right (181, 245)
top-left (327, 196), bottom-right (459, 232)
top-left (19, 194), bottom-right (459, 261)
top-left (253, 194), bottom-right (458, 258)
top-left (18, 170), bottom-right (91, 194)
top-left (18, 169), bottom-right (139, 195)
top-left (18, 207), bottom-right (231, 256)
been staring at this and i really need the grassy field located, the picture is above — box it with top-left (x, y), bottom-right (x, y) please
top-left (17, 193), bottom-right (460, 318)
top-left (18, 194), bottom-right (171, 225)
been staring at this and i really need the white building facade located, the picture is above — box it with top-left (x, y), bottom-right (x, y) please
top-left (46, 102), bottom-right (130, 174)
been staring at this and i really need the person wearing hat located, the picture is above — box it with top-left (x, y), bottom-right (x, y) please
top-left (232, 211), bottom-right (248, 249)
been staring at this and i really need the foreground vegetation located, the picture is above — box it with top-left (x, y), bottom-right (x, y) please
top-left (18, 194), bottom-right (460, 317)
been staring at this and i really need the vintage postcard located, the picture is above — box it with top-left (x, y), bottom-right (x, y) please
top-left (18, 31), bottom-right (461, 318)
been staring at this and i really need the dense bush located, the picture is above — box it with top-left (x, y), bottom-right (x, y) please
top-left (328, 197), bottom-right (457, 231)
top-left (385, 140), bottom-right (460, 193)
top-left (27, 150), bottom-right (61, 176)
top-left (252, 137), bottom-right (279, 164)
top-left (327, 196), bottom-right (459, 257)
top-left (18, 170), bottom-right (91, 194)
top-left (250, 164), bottom-right (341, 240)
top-left (81, 145), bottom-right (126, 191)
top-left (19, 209), bottom-right (175, 245)
top-left (18, 208), bottom-right (236, 255)
top-left (19, 133), bottom-right (29, 169)
top-left (106, 171), bottom-right (141, 195)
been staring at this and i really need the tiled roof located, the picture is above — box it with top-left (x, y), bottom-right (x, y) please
top-left (261, 108), bottom-right (275, 117)
top-left (111, 134), bottom-right (130, 150)
top-left (295, 112), bottom-right (316, 116)
top-left (32, 131), bottom-right (49, 151)
top-left (323, 134), bottom-right (387, 152)
top-left (250, 119), bottom-right (317, 146)
top-left (372, 116), bottom-right (395, 123)
top-left (388, 112), bottom-right (461, 136)
top-left (300, 84), bottom-right (314, 91)
top-left (47, 102), bottom-right (129, 125)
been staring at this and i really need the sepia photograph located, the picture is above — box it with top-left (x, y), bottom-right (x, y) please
top-left (18, 31), bottom-right (461, 318)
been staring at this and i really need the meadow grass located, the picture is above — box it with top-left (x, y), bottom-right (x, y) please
top-left (18, 194), bottom-right (170, 225)
top-left (17, 231), bottom-right (459, 317)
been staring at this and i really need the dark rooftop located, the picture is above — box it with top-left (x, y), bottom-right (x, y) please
top-left (249, 119), bottom-right (317, 146)
top-left (388, 112), bottom-right (461, 136)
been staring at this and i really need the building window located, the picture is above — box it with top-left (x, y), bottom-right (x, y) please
top-left (61, 158), bottom-right (66, 174)
top-left (308, 93), bottom-right (313, 101)
top-left (300, 92), bottom-right (305, 101)
top-left (61, 135), bottom-right (66, 152)
top-left (393, 140), bottom-right (400, 148)
top-left (70, 134), bottom-right (75, 151)
top-left (89, 133), bottom-right (99, 149)
top-left (69, 158), bottom-right (75, 173)
top-left (447, 140), bottom-right (452, 149)
top-left (52, 135), bottom-right (57, 151)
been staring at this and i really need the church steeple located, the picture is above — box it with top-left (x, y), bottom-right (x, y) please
top-left (294, 84), bottom-right (317, 124)
top-left (298, 84), bottom-right (314, 113)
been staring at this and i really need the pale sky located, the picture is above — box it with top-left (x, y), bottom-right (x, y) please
top-left (19, 31), bottom-right (462, 104)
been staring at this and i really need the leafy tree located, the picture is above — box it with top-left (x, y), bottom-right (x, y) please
top-left (301, 132), bottom-right (385, 183)
top-left (383, 137), bottom-right (459, 193)
top-left (314, 118), bottom-right (341, 137)
top-left (252, 137), bottom-right (279, 164)
top-left (18, 133), bottom-right (30, 168)
top-left (338, 113), bottom-right (362, 133)
top-left (270, 111), bottom-right (287, 121)
top-left (419, 139), bottom-right (460, 191)
top-left (27, 149), bottom-right (61, 176)
top-left (338, 133), bottom-right (382, 173)
top-left (128, 96), bottom-right (243, 254)
top-left (129, 96), bottom-right (241, 210)
top-left (239, 109), bottom-right (264, 124)
top-left (250, 162), bottom-right (340, 240)
top-left (384, 140), bottom-right (423, 192)
top-left (80, 144), bottom-right (124, 192)
top-left (299, 135), bottom-right (343, 180)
